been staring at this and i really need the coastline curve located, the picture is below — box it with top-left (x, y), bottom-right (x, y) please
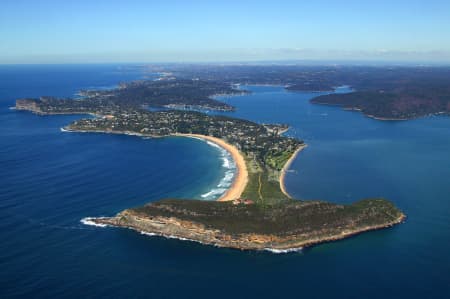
top-left (279, 144), bottom-right (307, 198)
top-left (173, 133), bottom-right (248, 202)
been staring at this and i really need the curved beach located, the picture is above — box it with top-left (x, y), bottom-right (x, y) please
top-left (174, 134), bottom-right (248, 202)
top-left (280, 144), bottom-right (307, 198)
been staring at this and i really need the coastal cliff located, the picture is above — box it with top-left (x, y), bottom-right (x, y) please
top-left (92, 198), bottom-right (405, 251)
top-left (16, 99), bottom-right (43, 113)
top-left (15, 76), bottom-right (407, 252)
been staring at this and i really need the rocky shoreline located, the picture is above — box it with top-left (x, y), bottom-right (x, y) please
top-left (89, 208), bottom-right (405, 252)
top-left (63, 126), bottom-right (406, 253)
top-left (16, 94), bottom-right (407, 253)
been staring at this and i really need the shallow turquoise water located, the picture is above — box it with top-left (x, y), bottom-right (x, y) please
top-left (0, 67), bottom-right (449, 298)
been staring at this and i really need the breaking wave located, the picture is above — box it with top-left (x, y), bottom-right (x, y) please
top-left (138, 228), bottom-right (303, 254)
top-left (263, 247), bottom-right (303, 254)
top-left (80, 217), bottom-right (110, 228)
top-left (201, 140), bottom-right (236, 200)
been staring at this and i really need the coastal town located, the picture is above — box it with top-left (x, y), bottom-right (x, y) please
top-left (3, 2), bottom-right (448, 297)
top-left (15, 76), bottom-right (405, 251)
top-left (16, 79), bottom-right (242, 115)
top-left (17, 94), bottom-right (303, 205)
top-left (16, 76), bottom-right (304, 205)
top-left (67, 109), bottom-right (304, 204)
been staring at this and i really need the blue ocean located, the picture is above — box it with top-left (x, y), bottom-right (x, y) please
top-left (0, 65), bottom-right (449, 298)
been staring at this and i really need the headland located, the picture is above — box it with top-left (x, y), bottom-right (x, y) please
top-left (15, 76), bottom-right (406, 252)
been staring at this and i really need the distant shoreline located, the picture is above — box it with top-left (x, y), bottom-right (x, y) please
top-left (311, 101), bottom-right (449, 121)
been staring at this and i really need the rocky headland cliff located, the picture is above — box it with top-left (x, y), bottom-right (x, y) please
top-left (91, 198), bottom-right (405, 251)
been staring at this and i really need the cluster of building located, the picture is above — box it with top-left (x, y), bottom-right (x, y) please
top-left (69, 109), bottom-right (303, 171)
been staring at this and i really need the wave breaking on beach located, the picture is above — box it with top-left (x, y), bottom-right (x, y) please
top-left (201, 140), bottom-right (236, 200)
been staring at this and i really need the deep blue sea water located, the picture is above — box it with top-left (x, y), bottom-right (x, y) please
top-left (1, 65), bottom-right (449, 298)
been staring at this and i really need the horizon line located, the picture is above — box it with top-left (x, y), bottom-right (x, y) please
top-left (1, 59), bottom-right (450, 67)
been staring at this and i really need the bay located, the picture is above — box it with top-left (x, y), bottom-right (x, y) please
top-left (0, 66), bottom-right (448, 298)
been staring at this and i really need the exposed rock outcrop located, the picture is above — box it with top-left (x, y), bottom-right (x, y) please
top-left (92, 199), bottom-right (405, 251)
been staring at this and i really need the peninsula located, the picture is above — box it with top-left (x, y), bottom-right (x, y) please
top-left (16, 76), bottom-right (405, 251)
top-left (150, 64), bottom-right (450, 120)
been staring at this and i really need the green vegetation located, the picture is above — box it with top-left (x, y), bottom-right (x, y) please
top-left (65, 110), bottom-right (302, 205)
top-left (265, 148), bottom-right (296, 171)
top-left (312, 91), bottom-right (450, 120)
top-left (129, 198), bottom-right (405, 236)
top-left (241, 162), bottom-right (288, 206)
top-left (15, 69), bottom-right (408, 249)
top-left (16, 79), bottom-right (242, 114)
top-left (149, 64), bottom-right (450, 120)
top-left (16, 76), bottom-right (303, 206)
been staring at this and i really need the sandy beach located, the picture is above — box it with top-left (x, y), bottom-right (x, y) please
top-left (280, 144), bottom-right (307, 198)
top-left (173, 133), bottom-right (248, 202)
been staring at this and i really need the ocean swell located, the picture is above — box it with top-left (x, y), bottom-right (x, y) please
top-left (201, 140), bottom-right (236, 200)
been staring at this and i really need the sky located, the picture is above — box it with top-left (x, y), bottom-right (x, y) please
top-left (1, 0), bottom-right (449, 64)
